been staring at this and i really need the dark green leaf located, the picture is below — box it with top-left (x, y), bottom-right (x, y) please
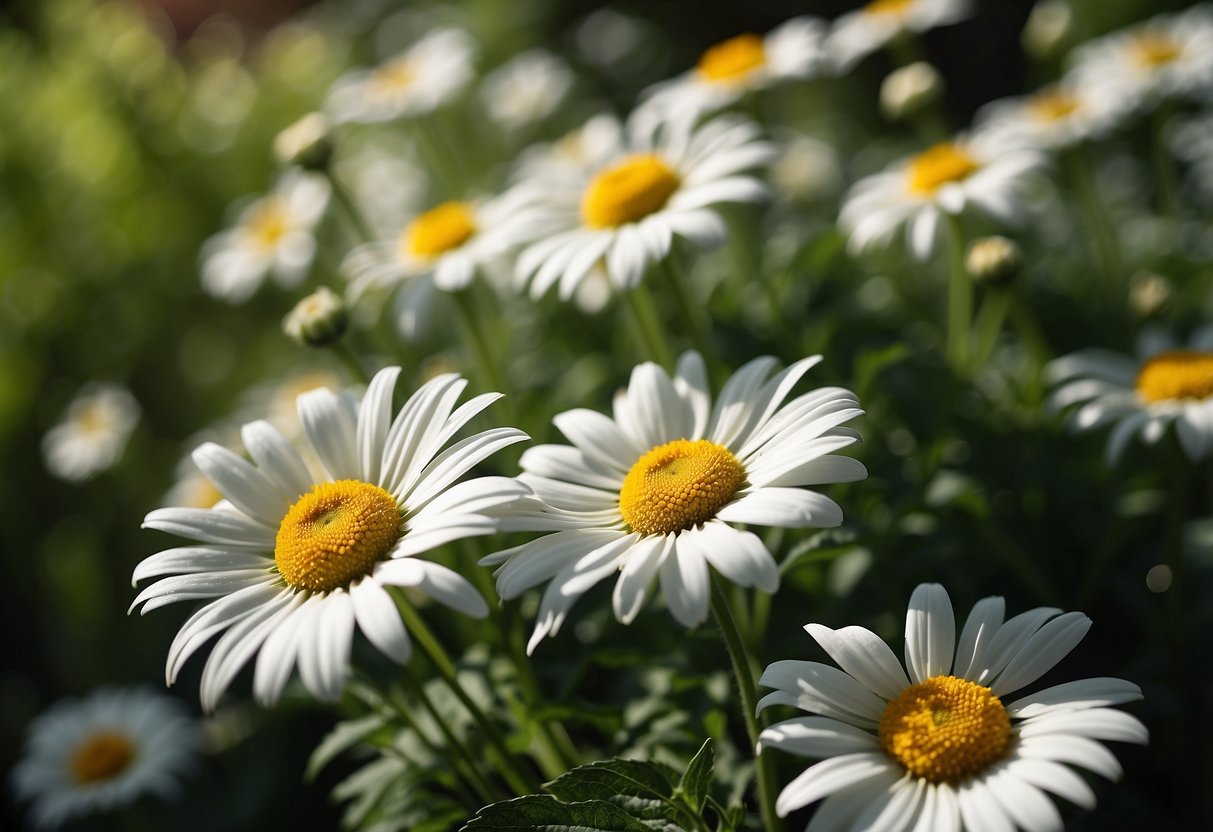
top-left (306, 713), bottom-right (389, 782)
top-left (677, 740), bottom-right (714, 813)
top-left (460, 795), bottom-right (657, 831)
top-left (545, 759), bottom-right (682, 822)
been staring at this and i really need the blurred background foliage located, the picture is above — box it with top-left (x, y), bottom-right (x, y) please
top-left (2, 0), bottom-right (1209, 829)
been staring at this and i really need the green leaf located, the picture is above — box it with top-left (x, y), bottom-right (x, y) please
top-left (306, 713), bottom-right (389, 782)
top-left (545, 759), bottom-right (682, 822)
top-left (677, 740), bottom-right (714, 813)
top-left (461, 795), bottom-right (658, 831)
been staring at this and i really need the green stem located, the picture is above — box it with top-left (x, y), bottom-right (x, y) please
top-left (1064, 146), bottom-right (1122, 298)
top-left (660, 256), bottom-right (714, 362)
top-left (413, 117), bottom-right (463, 198)
top-left (392, 591), bottom-right (542, 795)
top-left (1152, 104), bottom-right (1179, 223)
top-left (970, 287), bottom-right (1011, 369)
top-left (452, 287), bottom-right (509, 397)
top-left (329, 341), bottom-right (370, 385)
top-left (325, 168), bottom-right (377, 245)
top-left (709, 575), bottom-right (782, 832)
top-left (944, 213), bottom-right (971, 375)
top-left (1165, 437), bottom-right (1188, 668)
top-left (622, 284), bottom-right (676, 370)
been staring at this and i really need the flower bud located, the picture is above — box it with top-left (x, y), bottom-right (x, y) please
top-left (283, 287), bottom-right (348, 347)
top-left (273, 112), bottom-right (333, 170)
top-left (1022, 1), bottom-right (1076, 61)
top-left (1129, 271), bottom-right (1172, 318)
top-left (966, 236), bottom-right (1021, 285)
top-left (880, 62), bottom-right (943, 122)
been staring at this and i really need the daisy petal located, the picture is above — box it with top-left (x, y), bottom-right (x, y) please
top-left (905, 583), bottom-right (955, 684)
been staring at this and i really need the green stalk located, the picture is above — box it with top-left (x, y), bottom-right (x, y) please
top-left (622, 284), bottom-right (676, 370)
top-left (392, 590), bottom-right (542, 795)
top-left (452, 287), bottom-right (510, 398)
top-left (709, 575), bottom-right (782, 832)
top-left (329, 341), bottom-right (370, 385)
top-left (944, 213), bottom-right (971, 375)
top-left (1165, 436), bottom-right (1188, 667)
top-left (1063, 145), bottom-right (1122, 297)
top-left (970, 286), bottom-right (1011, 370)
top-left (412, 117), bottom-right (463, 198)
top-left (659, 256), bottom-right (714, 362)
top-left (325, 168), bottom-right (377, 245)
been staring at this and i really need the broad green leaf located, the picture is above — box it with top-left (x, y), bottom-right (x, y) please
top-left (677, 740), bottom-right (714, 813)
top-left (461, 795), bottom-right (658, 831)
top-left (545, 759), bottom-right (682, 822)
top-left (306, 713), bottom-right (389, 782)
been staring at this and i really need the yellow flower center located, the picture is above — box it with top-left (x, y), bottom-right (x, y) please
top-left (865, 0), bottom-right (915, 18)
top-left (907, 142), bottom-right (981, 195)
top-left (403, 201), bottom-right (478, 259)
top-left (696, 33), bottom-right (767, 84)
top-left (1136, 350), bottom-right (1213, 404)
top-left (70, 732), bottom-right (137, 784)
top-left (274, 480), bottom-right (402, 593)
top-left (879, 675), bottom-right (1012, 784)
top-left (1028, 89), bottom-right (1081, 122)
top-left (618, 439), bottom-right (745, 536)
top-left (245, 199), bottom-right (289, 251)
top-left (1132, 33), bottom-right (1182, 68)
top-left (371, 57), bottom-right (416, 93)
top-left (581, 154), bottom-right (681, 229)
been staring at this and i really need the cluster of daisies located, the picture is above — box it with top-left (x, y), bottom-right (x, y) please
top-left (30, 0), bottom-right (1213, 829)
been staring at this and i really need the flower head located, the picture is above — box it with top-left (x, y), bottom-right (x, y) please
top-left (12, 688), bottom-right (197, 829)
top-left (1047, 325), bottom-right (1213, 462)
top-left (827, 0), bottom-right (972, 72)
top-left (759, 583), bottom-right (1147, 830)
top-left (42, 383), bottom-right (140, 483)
top-left (483, 351), bottom-right (865, 653)
top-left (480, 49), bottom-right (575, 131)
top-left (131, 367), bottom-right (528, 710)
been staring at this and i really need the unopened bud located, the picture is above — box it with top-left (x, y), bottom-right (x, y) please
top-left (284, 287), bottom-right (348, 347)
top-left (1129, 271), bottom-right (1172, 318)
top-left (274, 112), bottom-right (333, 170)
top-left (880, 62), bottom-right (943, 122)
top-left (966, 236), bottom-right (1021, 285)
top-left (1022, 1), bottom-right (1076, 61)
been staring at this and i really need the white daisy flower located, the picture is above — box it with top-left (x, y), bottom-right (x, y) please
top-left (482, 351), bottom-right (866, 653)
top-left (641, 17), bottom-right (829, 121)
top-left (480, 49), bottom-right (575, 132)
top-left (839, 136), bottom-right (1043, 260)
top-left (973, 82), bottom-right (1122, 153)
top-left (510, 113), bottom-right (626, 186)
top-left (1068, 6), bottom-right (1213, 119)
top-left (758, 583), bottom-right (1148, 830)
top-left (1046, 324), bottom-right (1213, 463)
top-left (42, 383), bottom-right (140, 483)
top-left (13, 688), bottom-right (197, 830)
top-left (326, 28), bottom-right (477, 125)
top-left (827, 0), bottom-right (973, 72)
top-left (200, 169), bottom-right (331, 304)
top-left (131, 367), bottom-right (529, 711)
top-left (513, 112), bottom-right (775, 300)
top-left (342, 191), bottom-right (541, 338)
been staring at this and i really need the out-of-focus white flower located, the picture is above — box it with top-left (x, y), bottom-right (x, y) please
top-left (770, 133), bottom-right (843, 202)
top-left (1022, 0), bottom-right (1077, 60)
top-left (879, 61), bottom-right (943, 121)
top-left (840, 136), bottom-right (1043, 260)
top-left (480, 49), bottom-right (574, 131)
top-left (641, 17), bottom-right (829, 120)
top-left (42, 383), bottom-right (140, 483)
top-left (974, 82), bottom-right (1121, 153)
top-left (200, 169), bottom-right (330, 304)
top-left (13, 688), bottom-right (197, 830)
top-left (511, 113), bottom-right (626, 186)
top-left (827, 0), bottom-right (972, 72)
top-left (273, 112), bottom-right (333, 170)
top-left (326, 28), bottom-right (477, 124)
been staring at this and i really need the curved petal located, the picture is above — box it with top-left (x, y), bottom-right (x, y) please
top-left (805, 623), bottom-right (910, 701)
top-left (905, 583), bottom-right (955, 684)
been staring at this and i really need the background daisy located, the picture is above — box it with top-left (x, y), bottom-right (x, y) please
top-left (827, 0), bottom-right (973, 72)
top-left (41, 382), bottom-right (140, 483)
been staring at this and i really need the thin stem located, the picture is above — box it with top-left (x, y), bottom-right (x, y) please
top-left (392, 590), bottom-right (542, 795)
top-left (1165, 437), bottom-right (1188, 668)
top-left (944, 213), bottom-right (971, 375)
top-left (660, 255), bottom-right (714, 362)
top-left (413, 117), bottom-right (463, 198)
top-left (325, 168), bottom-right (377, 245)
top-left (709, 574), bottom-right (782, 832)
top-left (329, 341), bottom-right (370, 385)
top-left (970, 286), bottom-right (1011, 370)
top-left (622, 284), bottom-right (675, 370)
top-left (452, 287), bottom-right (510, 397)
top-left (1064, 146), bottom-right (1122, 298)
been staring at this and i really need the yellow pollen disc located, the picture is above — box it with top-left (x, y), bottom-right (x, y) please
top-left (879, 675), bottom-right (1012, 784)
top-left (865, 0), bottom-right (915, 17)
top-left (403, 201), bottom-right (478, 259)
top-left (1136, 349), bottom-right (1213, 403)
top-left (70, 732), bottom-right (137, 784)
top-left (581, 154), bottom-right (681, 229)
top-left (371, 58), bottom-right (416, 93)
top-left (696, 33), bottom-right (767, 84)
top-left (1028, 90), bottom-right (1080, 122)
top-left (618, 439), bottom-right (745, 536)
top-left (907, 142), bottom-right (981, 195)
top-left (246, 200), bottom-right (289, 251)
top-left (275, 479), bottom-right (402, 593)
top-left (1132, 33), bottom-right (1182, 68)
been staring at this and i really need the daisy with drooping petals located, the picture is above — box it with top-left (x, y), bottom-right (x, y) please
top-left (41, 382), bottom-right (140, 483)
top-left (512, 112), bottom-right (775, 300)
top-left (483, 351), bottom-right (866, 653)
top-left (839, 135), bottom-right (1043, 260)
top-left (326, 28), bottom-right (477, 124)
top-left (480, 49), bottom-right (575, 132)
top-left (641, 17), bottom-right (829, 121)
top-left (827, 0), bottom-right (973, 72)
top-left (131, 367), bottom-right (529, 711)
top-left (973, 82), bottom-right (1121, 154)
top-left (758, 583), bottom-right (1148, 831)
top-left (13, 688), bottom-right (197, 830)
top-left (1047, 324), bottom-right (1213, 463)
top-left (1068, 6), bottom-right (1213, 119)
top-left (200, 169), bottom-right (331, 304)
